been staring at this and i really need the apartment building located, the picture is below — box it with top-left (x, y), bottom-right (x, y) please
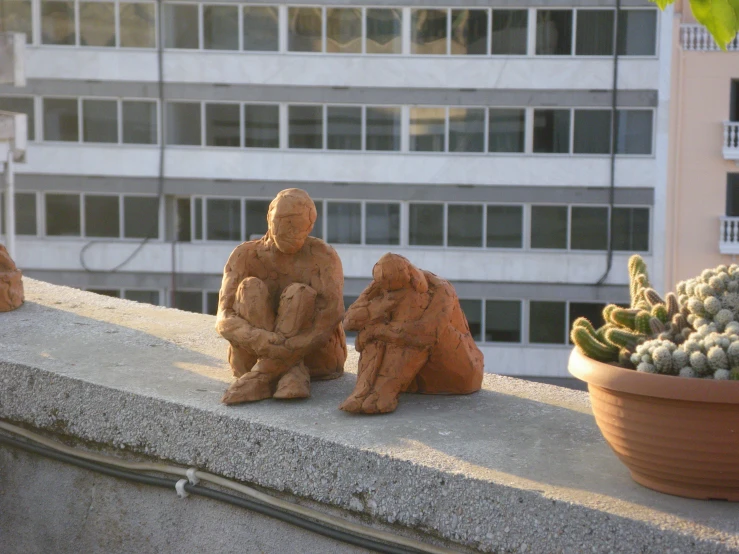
top-left (0, 0), bottom-right (671, 377)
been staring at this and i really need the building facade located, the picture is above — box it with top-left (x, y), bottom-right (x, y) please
top-left (0, 0), bottom-right (672, 377)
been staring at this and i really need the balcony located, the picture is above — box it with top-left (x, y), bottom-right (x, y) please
top-left (719, 216), bottom-right (739, 253)
top-left (681, 24), bottom-right (739, 51)
top-left (725, 121), bottom-right (739, 160)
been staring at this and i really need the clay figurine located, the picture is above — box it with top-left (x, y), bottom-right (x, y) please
top-left (0, 244), bottom-right (23, 312)
top-left (215, 188), bottom-right (347, 405)
top-left (341, 253), bottom-right (483, 414)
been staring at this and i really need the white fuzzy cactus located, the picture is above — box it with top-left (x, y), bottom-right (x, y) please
top-left (714, 369), bottom-right (731, 380)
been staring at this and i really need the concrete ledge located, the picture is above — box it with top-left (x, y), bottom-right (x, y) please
top-left (1, 279), bottom-right (738, 553)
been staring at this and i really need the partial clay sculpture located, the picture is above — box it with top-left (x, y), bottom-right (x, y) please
top-left (0, 244), bottom-right (23, 312)
top-left (216, 188), bottom-right (347, 405)
top-left (341, 253), bottom-right (483, 414)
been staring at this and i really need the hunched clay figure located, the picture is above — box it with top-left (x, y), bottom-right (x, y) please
top-left (0, 244), bottom-right (23, 312)
top-left (215, 189), bottom-right (347, 405)
top-left (341, 253), bottom-right (484, 414)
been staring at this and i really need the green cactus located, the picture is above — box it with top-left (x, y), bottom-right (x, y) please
top-left (609, 307), bottom-right (639, 328)
top-left (571, 326), bottom-right (620, 362)
top-left (635, 311), bottom-right (653, 335)
top-left (604, 328), bottom-right (642, 349)
top-left (651, 304), bottom-right (669, 324)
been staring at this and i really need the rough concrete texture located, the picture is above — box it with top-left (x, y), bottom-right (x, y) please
top-left (1, 279), bottom-right (738, 553)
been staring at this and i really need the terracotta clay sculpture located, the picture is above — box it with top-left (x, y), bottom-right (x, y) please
top-left (341, 253), bottom-right (484, 414)
top-left (0, 244), bottom-right (23, 312)
top-left (216, 188), bottom-right (347, 405)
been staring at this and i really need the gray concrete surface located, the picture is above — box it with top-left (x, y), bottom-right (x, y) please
top-left (1, 279), bottom-right (738, 553)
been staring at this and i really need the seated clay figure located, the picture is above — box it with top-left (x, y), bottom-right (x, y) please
top-left (0, 244), bottom-right (23, 312)
top-left (216, 188), bottom-right (347, 405)
top-left (341, 253), bottom-right (484, 414)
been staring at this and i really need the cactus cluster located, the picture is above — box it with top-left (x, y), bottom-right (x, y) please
top-left (676, 265), bottom-right (739, 333)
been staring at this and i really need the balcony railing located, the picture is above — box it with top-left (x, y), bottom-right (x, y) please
top-left (681, 24), bottom-right (739, 51)
top-left (719, 216), bottom-right (739, 253)
top-left (725, 121), bottom-right (739, 160)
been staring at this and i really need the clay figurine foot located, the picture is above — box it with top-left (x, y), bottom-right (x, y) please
top-left (222, 372), bottom-right (273, 405)
top-left (273, 362), bottom-right (310, 399)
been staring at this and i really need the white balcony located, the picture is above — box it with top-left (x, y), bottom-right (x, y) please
top-left (719, 216), bottom-right (739, 253)
top-left (724, 121), bottom-right (739, 160)
top-left (681, 24), bottom-right (739, 51)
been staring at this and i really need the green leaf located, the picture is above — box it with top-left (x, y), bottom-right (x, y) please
top-left (650, 0), bottom-right (675, 9)
top-left (690, 0), bottom-right (739, 50)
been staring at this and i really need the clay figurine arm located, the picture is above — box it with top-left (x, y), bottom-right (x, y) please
top-left (343, 281), bottom-right (387, 331)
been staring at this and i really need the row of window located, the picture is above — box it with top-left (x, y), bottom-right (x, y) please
top-left (0, 96), bottom-right (655, 155)
top-left (2, 2), bottom-right (658, 57)
top-left (2, 192), bottom-right (650, 252)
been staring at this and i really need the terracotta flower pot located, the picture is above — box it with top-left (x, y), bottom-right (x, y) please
top-left (568, 348), bottom-right (739, 501)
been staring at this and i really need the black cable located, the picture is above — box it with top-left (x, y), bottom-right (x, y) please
top-left (0, 433), bottom-right (433, 554)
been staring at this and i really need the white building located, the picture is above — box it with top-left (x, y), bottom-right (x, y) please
top-left (0, 0), bottom-right (672, 377)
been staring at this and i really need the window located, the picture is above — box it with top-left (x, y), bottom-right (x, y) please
top-left (43, 98), bottom-right (78, 142)
top-left (410, 107), bottom-right (445, 152)
top-left (88, 289), bottom-right (121, 298)
top-left (120, 2), bottom-right (156, 48)
top-left (176, 198), bottom-right (191, 241)
top-left (310, 200), bottom-right (323, 239)
top-left (205, 103), bottom-right (240, 147)
top-left (46, 194), bottom-right (80, 236)
top-left (79, 1), bottom-right (115, 47)
top-left (487, 205), bottom-right (522, 248)
top-left (243, 6), bottom-right (278, 51)
top-left (164, 4), bottom-right (198, 49)
top-left (485, 300), bottom-right (521, 342)
top-left (411, 9), bottom-right (447, 55)
top-left (85, 195), bottom-right (119, 237)
top-left (326, 8), bottom-right (361, 54)
top-left (244, 104), bottom-right (279, 148)
top-left (288, 7), bottom-right (323, 52)
top-left (536, 10), bottom-right (572, 56)
top-left (530, 301), bottom-right (566, 344)
top-left (449, 108), bottom-right (484, 152)
top-left (612, 207), bottom-right (649, 251)
top-left (206, 198), bottom-right (240, 241)
top-left (573, 110), bottom-right (611, 154)
top-left (569, 303), bottom-right (607, 342)
top-left (409, 203), bottom-right (443, 246)
top-left (194, 198), bottom-right (203, 240)
top-left (0, 97), bottom-right (34, 141)
top-left (617, 10), bottom-right (657, 56)
top-left (459, 299), bottom-right (482, 341)
top-left (366, 107), bottom-right (400, 151)
top-left (489, 109), bottom-right (525, 153)
top-left (175, 291), bottom-right (203, 313)
top-left (570, 207), bottom-right (608, 250)
top-left (41, 0), bottom-right (75, 45)
top-left (1, 0), bottom-right (32, 41)
top-left (124, 196), bottom-right (159, 238)
top-left (447, 205), bottom-right (482, 247)
top-left (0, 193), bottom-right (37, 236)
top-left (245, 200), bottom-right (269, 240)
top-left (531, 205), bottom-right (567, 249)
top-left (327, 202), bottom-right (361, 244)
top-left (728, 174), bottom-right (739, 216)
top-left (576, 10), bottom-right (614, 56)
top-left (616, 110), bottom-right (653, 155)
top-left (730, 80), bottom-right (739, 122)
top-left (166, 102), bottom-right (201, 146)
top-left (327, 106), bottom-right (361, 150)
top-left (491, 10), bottom-right (527, 55)
top-left (533, 109), bottom-right (570, 154)
top-left (125, 290), bottom-right (160, 305)
top-left (82, 99), bottom-right (117, 143)
top-left (206, 292), bottom-right (219, 315)
top-left (366, 8), bottom-right (401, 54)
top-left (289, 105), bottom-right (323, 149)
top-left (203, 5), bottom-right (238, 50)
top-left (122, 100), bottom-right (157, 144)
top-left (365, 203), bottom-right (399, 245)
top-left (451, 9), bottom-right (487, 55)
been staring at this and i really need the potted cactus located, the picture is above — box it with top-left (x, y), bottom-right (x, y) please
top-left (568, 255), bottom-right (739, 501)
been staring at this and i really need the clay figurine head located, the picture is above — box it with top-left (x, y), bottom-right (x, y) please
top-left (267, 188), bottom-right (317, 254)
top-left (372, 253), bottom-right (429, 293)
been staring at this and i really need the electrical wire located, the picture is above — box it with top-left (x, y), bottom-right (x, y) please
top-left (0, 421), bottom-right (459, 554)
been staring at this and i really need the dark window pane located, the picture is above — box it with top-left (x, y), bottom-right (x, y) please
top-left (573, 110), bottom-right (611, 154)
top-left (449, 108), bottom-right (484, 152)
top-left (616, 110), bottom-right (653, 155)
top-left (41, 0), bottom-right (75, 45)
top-left (365, 203), bottom-right (399, 245)
top-left (124, 196), bottom-right (159, 239)
top-left (288, 7), bottom-right (322, 52)
top-left (164, 4), bottom-right (198, 48)
top-left (612, 207), bottom-right (649, 251)
top-left (729, 174), bottom-right (739, 217)
top-left (120, 2), bottom-right (156, 48)
top-left (571, 207), bottom-right (608, 250)
top-left (245, 200), bottom-right (269, 240)
top-left (459, 299), bottom-right (482, 341)
top-left (206, 291), bottom-right (219, 315)
top-left (194, 198), bottom-right (203, 240)
top-left (46, 193), bottom-right (80, 236)
top-left (176, 198), bottom-right (191, 242)
top-left (206, 198), bottom-right (240, 241)
top-left (409, 204), bottom-right (443, 246)
top-left (82, 99), bottom-right (118, 143)
top-left (43, 98), bottom-right (78, 141)
top-left (410, 107), bottom-right (445, 152)
top-left (530, 301), bottom-right (566, 344)
top-left (1, 193), bottom-right (37, 235)
top-left (491, 9), bottom-right (527, 55)
top-left (531, 205), bottom-right (567, 249)
top-left (366, 107), bottom-right (400, 151)
top-left (489, 109), bottom-right (525, 153)
top-left (1, 0), bottom-right (33, 41)
top-left (244, 104), bottom-right (279, 148)
top-left (485, 300), bottom-right (521, 342)
top-left (205, 103), bottom-right (240, 147)
top-left (310, 200), bottom-right (323, 239)
top-left (326, 8), bottom-right (361, 53)
top-left (166, 102), bottom-right (201, 146)
top-left (487, 205), bottom-right (522, 248)
top-left (327, 202), bottom-right (361, 244)
top-left (448, 205), bottom-right (483, 247)
top-left (88, 289), bottom-right (120, 298)
top-left (366, 8), bottom-right (401, 54)
top-left (411, 9), bottom-right (447, 55)
top-left (203, 5), bottom-right (238, 50)
top-left (85, 195), bottom-right (120, 238)
top-left (536, 10), bottom-right (572, 55)
top-left (0, 97), bottom-right (34, 141)
top-left (569, 302), bottom-right (607, 344)
top-left (575, 10), bottom-right (614, 56)
top-left (79, 1), bottom-right (115, 47)
top-left (122, 101), bottom-right (157, 144)
top-left (174, 291), bottom-right (203, 313)
top-left (533, 109), bottom-right (570, 153)
top-left (289, 105), bottom-right (323, 149)
top-left (451, 9), bottom-right (487, 55)
top-left (243, 6), bottom-right (278, 51)
top-left (617, 10), bottom-right (657, 56)
top-left (327, 106), bottom-right (361, 150)
top-left (125, 290), bottom-right (160, 305)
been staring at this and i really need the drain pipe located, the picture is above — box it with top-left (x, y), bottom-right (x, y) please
top-left (4, 148), bottom-right (15, 258)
